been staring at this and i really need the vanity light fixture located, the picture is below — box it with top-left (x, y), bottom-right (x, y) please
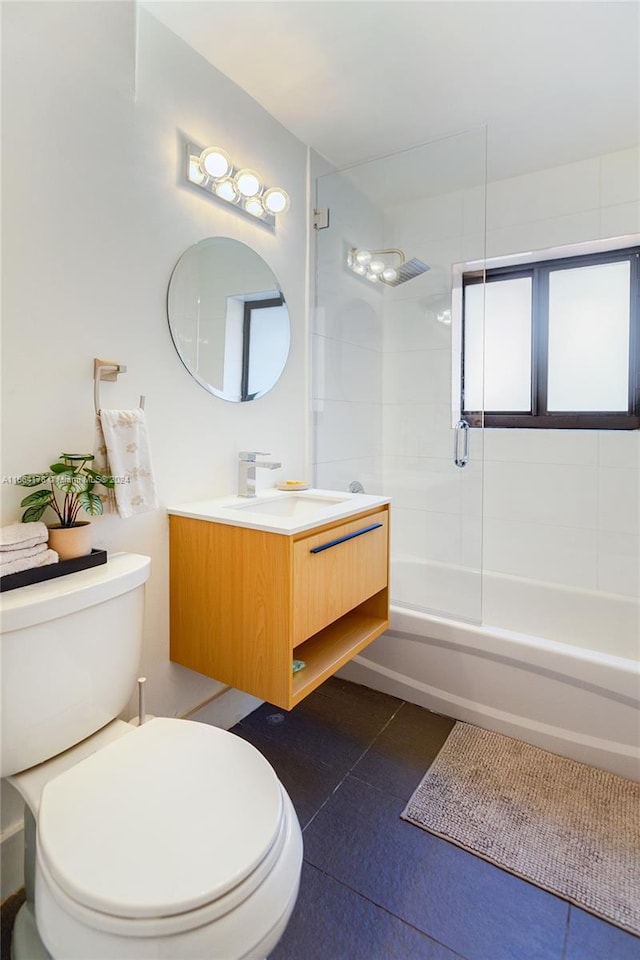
top-left (185, 140), bottom-right (290, 227)
top-left (347, 247), bottom-right (430, 287)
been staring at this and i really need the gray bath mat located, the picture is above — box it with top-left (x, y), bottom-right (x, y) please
top-left (402, 722), bottom-right (640, 936)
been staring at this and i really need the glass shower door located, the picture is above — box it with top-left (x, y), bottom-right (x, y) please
top-left (313, 127), bottom-right (486, 624)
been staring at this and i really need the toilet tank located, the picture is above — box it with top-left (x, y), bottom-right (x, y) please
top-left (0, 553), bottom-right (151, 778)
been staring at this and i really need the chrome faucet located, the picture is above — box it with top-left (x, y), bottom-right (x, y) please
top-left (238, 451), bottom-right (282, 497)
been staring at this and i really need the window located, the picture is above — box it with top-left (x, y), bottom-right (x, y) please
top-left (461, 246), bottom-right (640, 429)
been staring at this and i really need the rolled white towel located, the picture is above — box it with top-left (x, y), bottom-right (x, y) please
top-left (1, 542), bottom-right (48, 563)
top-left (0, 548), bottom-right (59, 578)
top-left (0, 521), bottom-right (48, 552)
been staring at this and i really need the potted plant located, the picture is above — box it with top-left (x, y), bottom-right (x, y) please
top-left (17, 453), bottom-right (115, 561)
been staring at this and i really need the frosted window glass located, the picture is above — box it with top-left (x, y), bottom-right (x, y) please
top-left (464, 277), bottom-right (532, 411)
top-left (547, 261), bottom-right (630, 411)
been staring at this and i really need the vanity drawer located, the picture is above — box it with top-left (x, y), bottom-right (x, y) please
top-left (291, 509), bottom-right (388, 645)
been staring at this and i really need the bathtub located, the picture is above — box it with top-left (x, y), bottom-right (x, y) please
top-left (339, 562), bottom-right (640, 780)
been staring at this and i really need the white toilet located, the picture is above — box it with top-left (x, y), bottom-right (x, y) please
top-left (1, 553), bottom-right (303, 960)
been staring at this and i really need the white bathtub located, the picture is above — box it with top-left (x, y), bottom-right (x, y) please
top-left (339, 563), bottom-right (640, 780)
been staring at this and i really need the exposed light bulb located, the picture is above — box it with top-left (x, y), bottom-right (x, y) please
top-left (369, 260), bottom-right (385, 275)
top-left (353, 264), bottom-right (367, 276)
top-left (215, 178), bottom-right (239, 203)
top-left (187, 142), bottom-right (290, 222)
top-left (366, 272), bottom-right (379, 283)
top-left (235, 169), bottom-right (262, 197)
top-left (188, 156), bottom-right (206, 185)
top-left (200, 147), bottom-right (231, 179)
top-left (382, 267), bottom-right (398, 282)
top-left (355, 249), bottom-right (372, 266)
top-left (263, 187), bottom-right (290, 215)
top-left (244, 197), bottom-right (265, 217)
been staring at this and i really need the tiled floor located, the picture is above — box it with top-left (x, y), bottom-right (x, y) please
top-left (230, 677), bottom-right (640, 960)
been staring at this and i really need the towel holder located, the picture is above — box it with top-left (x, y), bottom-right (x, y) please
top-left (94, 358), bottom-right (146, 415)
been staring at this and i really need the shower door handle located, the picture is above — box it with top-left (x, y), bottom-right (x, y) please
top-left (454, 419), bottom-right (470, 468)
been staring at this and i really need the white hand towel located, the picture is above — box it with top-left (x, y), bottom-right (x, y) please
top-left (0, 521), bottom-right (48, 551)
top-left (94, 409), bottom-right (159, 520)
top-left (0, 548), bottom-right (59, 577)
top-left (1, 542), bottom-right (48, 563)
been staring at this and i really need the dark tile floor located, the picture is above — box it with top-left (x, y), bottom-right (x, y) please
top-left (230, 677), bottom-right (640, 960)
top-left (2, 678), bottom-right (637, 960)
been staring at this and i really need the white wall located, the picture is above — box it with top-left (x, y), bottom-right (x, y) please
top-left (312, 166), bottom-right (384, 494)
top-left (1, 1), bottom-right (310, 893)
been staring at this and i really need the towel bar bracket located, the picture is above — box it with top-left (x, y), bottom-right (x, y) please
top-left (93, 357), bottom-right (145, 415)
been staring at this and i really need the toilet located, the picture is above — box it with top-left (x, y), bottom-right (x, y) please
top-left (1, 553), bottom-right (303, 960)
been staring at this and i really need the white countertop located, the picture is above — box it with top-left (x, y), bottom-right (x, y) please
top-left (167, 488), bottom-right (390, 535)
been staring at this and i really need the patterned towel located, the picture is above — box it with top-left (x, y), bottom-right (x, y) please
top-left (94, 410), bottom-right (159, 519)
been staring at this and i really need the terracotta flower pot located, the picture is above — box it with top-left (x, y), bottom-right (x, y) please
top-left (47, 522), bottom-right (92, 561)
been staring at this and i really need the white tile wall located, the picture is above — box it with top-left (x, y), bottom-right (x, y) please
top-left (317, 145), bottom-right (640, 612)
top-left (383, 348), bottom-right (451, 405)
top-left (383, 298), bottom-right (452, 352)
top-left (600, 148), bottom-right (640, 207)
top-left (312, 287), bottom-right (383, 349)
top-left (599, 201), bottom-right (640, 238)
top-left (315, 457), bottom-right (384, 496)
top-left (313, 334), bottom-right (382, 404)
top-left (314, 401), bottom-right (382, 464)
top-left (483, 428), bottom-right (598, 466)
top-left (382, 403), bottom-right (455, 460)
top-left (598, 467), bottom-right (640, 535)
top-left (390, 506), bottom-right (462, 566)
top-left (383, 458), bottom-right (462, 514)
top-left (486, 210), bottom-right (601, 260)
top-left (313, 167), bottom-right (385, 493)
top-left (483, 517), bottom-right (598, 589)
top-left (486, 159), bottom-right (600, 230)
top-left (483, 460), bottom-right (599, 528)
top-left (598, 431), bottom-right (640, 469)
top-left (598, 531), bottom-right (640, 597)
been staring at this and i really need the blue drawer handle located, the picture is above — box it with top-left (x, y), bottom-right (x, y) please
top-left (310, 522), bottom-right (383, 554)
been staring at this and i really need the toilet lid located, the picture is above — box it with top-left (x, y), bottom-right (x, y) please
top-left (37, 718), bottom-right (284, 919)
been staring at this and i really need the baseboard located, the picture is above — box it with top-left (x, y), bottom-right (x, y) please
top-left (181, 686), bottom-right (263, 729)
top-left (1, 822), bottom-right (24, 900)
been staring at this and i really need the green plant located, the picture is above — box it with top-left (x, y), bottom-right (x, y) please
top-left (17, 453), bottom-right (115, 527)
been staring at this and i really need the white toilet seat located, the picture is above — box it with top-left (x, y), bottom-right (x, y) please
top-left (38, 718), bottom-right (285, 920)
top-left (32, 718), bottom-right (303, 959)
top-left (35, 791), bottom-right (302, 960)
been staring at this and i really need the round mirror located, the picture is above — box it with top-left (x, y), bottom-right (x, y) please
top-left (167, 237), bottom-right (291, 402)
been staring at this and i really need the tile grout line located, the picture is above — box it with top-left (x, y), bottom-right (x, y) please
top-left (307, 864), bottom-right (472, 960)
top-left (302, 699), bottom-right (406, 833)
top-left (560, 905), bottom-right (573, 960)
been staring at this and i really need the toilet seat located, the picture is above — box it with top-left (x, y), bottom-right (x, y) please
top-left (37, 718), bottom-right (285, 923)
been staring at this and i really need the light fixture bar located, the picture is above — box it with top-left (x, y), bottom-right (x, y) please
top-left (184, 139), bottom-right (290, 227)
top-left (346, 247), bottom-right (429, 287)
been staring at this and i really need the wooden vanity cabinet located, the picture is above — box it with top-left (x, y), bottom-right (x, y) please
top-left (169, 504), bottom-right (389, 709)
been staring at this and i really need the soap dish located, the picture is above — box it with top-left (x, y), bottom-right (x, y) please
top-left (276, 481), bottom-right (309, 491)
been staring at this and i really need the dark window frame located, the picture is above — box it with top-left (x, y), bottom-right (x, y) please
top-left (240, 296), bottom-right (284, 401)
top-left (461, 246), bottom-right (640, 429)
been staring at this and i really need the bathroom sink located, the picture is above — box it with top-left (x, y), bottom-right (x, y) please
top-left (168, 489), bottom-right (391, 535)
top-left (229, 494), bottom-right (349, 518)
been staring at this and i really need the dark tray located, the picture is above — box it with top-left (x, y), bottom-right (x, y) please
top-left (0, 549), bottom-right (108, 593)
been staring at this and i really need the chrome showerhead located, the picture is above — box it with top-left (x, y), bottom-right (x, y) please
top-left (347, 247), bottom-right (430, 286)
top-left (381, 257), bottom-right (430, 286)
